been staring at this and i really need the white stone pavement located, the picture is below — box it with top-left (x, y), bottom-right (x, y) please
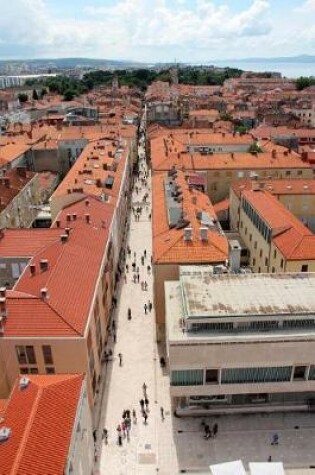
top-left (93, 144), bottom-right (315, 475)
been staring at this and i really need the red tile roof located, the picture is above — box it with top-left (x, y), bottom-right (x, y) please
top-left (232, 179), bottom-right (315, 198)
top-left (10, 197), bottom-right (113, 336)
top-left (242, 190), bottom-right (315, 260)
top-left (152, 171), bottom-right (228, 264)
top-left (0, 229), bottom-right (62, 257)
top-left (0, 374), bottom-right (83, 475)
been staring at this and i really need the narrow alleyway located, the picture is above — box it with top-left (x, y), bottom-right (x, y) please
top-left (95, 138), bottom-right (178, 474)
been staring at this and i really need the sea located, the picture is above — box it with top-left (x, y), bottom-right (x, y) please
top-left (212, 61), bottom-right (315, 79)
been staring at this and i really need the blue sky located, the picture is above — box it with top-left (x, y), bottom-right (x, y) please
top-left (0, 0), bottom-right (314, 61)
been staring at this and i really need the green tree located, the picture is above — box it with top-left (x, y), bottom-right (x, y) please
top-left (32, 89), bottom-right (39, 100)
top-left (220, 113), bottom-right (233, 121)
top-left (63, 89), bottom-right (76, 101)
top-left (40, 87), bottom-right (48, 99)
top-left (18, 93), bottom-right (28, 103)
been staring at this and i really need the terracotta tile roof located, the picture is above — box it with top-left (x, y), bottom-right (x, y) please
top-left (0, 168), bottom-right (36, 212)
top-left (51, 139), bottom-right (128, 205)
top-left (0, 374), bottom-right (83, 475)
top-left (232, 179), bottom-right (315, 198)
top-left (0, 399), bottom-right (7, 414)
top-left (10, 197), bottom-right (113, 336)
top-left (242, 190), bottom-right (315, 260)
top-left (214, 198), bottom-right (230, 214)
top-left (0, 229), bottom-right (62, 257)
top-left (152, 171), bottom-right (228, 264)
top-left (0, 143), bottom-right (30, 166)
top-left (150, 129), bottom-right (311, 172)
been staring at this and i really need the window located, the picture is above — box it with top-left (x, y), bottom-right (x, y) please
top-left (265, 257), bottom-right (268, 266)
top-left (30, 367), bottom-right (39, 374)
top-left (16, 346), bottom-right (36, 365)
top-left (42, 346), bottom-right (53, 365)
top-left (249, 234), bottom-right (252, 242)
top-left (252, 258), bottom-right (256, 266)
top-left (20, 367), bottom-right (29, 374)
top-left (205, 369), bottom-right (219, 384)
top-left (254, 241), bottom-right (257, 249)
top-left (293, 366), bottom-right (307, 381)
top-left (240, 221), bottom-right (243, 229)
top-left (272, 267), bottom-right (275, 273)
top-left (221, 366), bottom-right (292, 384)
top-left (258, 267), bottom-right (261, 273)
top-left (46, 367), bottom-right (55, 374)
top-left (280, 259), bottom-right (284, 269)
top-left (273, 249), bottom-right (277, 259)
top-left (259, 249), bottom-right (263, 258)
top-left (301, 264), bottom-right (309, 272)
top-left (171, 370), bottom-right (203, 386)
top-left (245, 227), bottom-right (247, 236)
top-left (285, 170), bottom-right (291, 176)
top-left (298, 170), bottom-right (303, 176)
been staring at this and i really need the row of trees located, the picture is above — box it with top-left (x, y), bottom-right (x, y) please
top-left (24, 66), bottom-right (244, 100)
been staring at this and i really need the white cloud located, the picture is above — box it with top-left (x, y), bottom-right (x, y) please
top-left (0, 0), bottom-right (272, 59)
top-left (295, 0), bottom-right (315, 11)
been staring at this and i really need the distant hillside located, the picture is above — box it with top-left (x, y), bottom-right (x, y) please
top-left (214, 55), bottom-right (315, 64)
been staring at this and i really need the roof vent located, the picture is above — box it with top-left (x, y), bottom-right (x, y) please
top-left (30, 264), bottom-right (36, 276)
top-left (40, 259), bottom-right (48, 272)
top-left (19, 376), bottom-right (30, 390)
top-left (60, 234), bottom-right (68, 244)
top-left (200, 227), bottom-right (208, 241)
top-left (0, 427), bottom-right (11, 443)
top-left (40, 288), bottom-right (48, 300)
top-left (184, 227), bottom-right (193, 241)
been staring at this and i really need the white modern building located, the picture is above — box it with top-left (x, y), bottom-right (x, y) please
top-left (165, 268), bottom-right (315, 415)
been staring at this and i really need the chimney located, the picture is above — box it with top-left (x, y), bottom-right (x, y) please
top-left (85, 213), bottom-right (91, 224)
top-left (184, 227), bottom-right (193, 241)
top-left (0, 287), bottom-right (6, 299)
top-left (40, 259), bottom-right (48, 271)
top-left (60, 234), bottom-right (69, 243)
top-left (30, 264), bottom-right (36, 276)
top-left (16, 167), bottom-right (27, 178)
top-left (72, 213), bottom-right (77, 221)
top-left (200, 227), bottom-right (208, 241)
top-left (40, 288), bottom-right (49, 300)
top-left (65, 227), bottom-right (71, 236)
top-left (229, 240), bottom-right (242, 273)
top-left (56, 220), bottom-right (60, 228)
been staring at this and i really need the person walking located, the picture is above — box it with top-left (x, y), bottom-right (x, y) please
top-left (118, 353), bottom-right (123, 366)
top-left (145, 396), bottom-right (149, 412)
top-left (141, 256), bottom-right (145, 266)
top-left (144, 303), bottom-right (148, 315)
top-left (126, 263), bottom-right (129, 273)
top-left (142, 382), bottom-right (147, 395)
top-left (137, 273), bottom-right (140, 283)
top-left (113, 331), bottom-right (116, 343)
top-left (93, 429), bottom-right (97, 444)
top-left (102, 428), bottom-right (108, 444)
top-left (143, 410), bottom-right (148, 425)
top-left (121, 421), bottom-right (126, 438)
top-left (148, 301), bottom-right (153, 312)
top-left (271, 433), bottom-right (279, 445)
top-left (212, 423), bottom-right (218, 438)
top-left (140, 398), bottom-right (145, 413)
top-left (147, 265), bottom-right (151, 274)
top-left (144, 249), bottom-right (147, 258)
top-left (160, 406), bottom-right (165, 421)
top-left (128, 308), bottom-right (132, 320)
top-left (132, 409), bottom-right (137, 424)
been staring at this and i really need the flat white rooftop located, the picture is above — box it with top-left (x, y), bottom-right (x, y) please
top-left (181, 272), bottom-right (315, 319)
top-left (210, 460), bottom-right (246, 475)
top-left (249, 462), bottom-right (285, 475)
